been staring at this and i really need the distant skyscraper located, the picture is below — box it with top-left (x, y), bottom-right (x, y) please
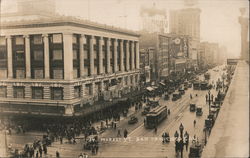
top-left (140, 4), bottom-right (168, 33)
top-left (169, 8), bottom-right (201, 40)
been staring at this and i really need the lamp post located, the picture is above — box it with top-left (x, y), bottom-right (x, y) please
top-left (208, 90), bottom-right (212, 115)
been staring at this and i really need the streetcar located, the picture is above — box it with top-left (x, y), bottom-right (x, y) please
top-left (193, 81), bottom-right (200, 90)
top-left (204, 73), bottom-right (210, 80)
top-left (145, 105), bottom-right (168, 129)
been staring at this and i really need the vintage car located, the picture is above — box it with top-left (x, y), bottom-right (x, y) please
top-left (164, 94), bottom-right (170, 100)
top-left (189, 143), bottom-right (203, 158)
top-left (168, 87), bottom-right (175, 94)
top-left (205, 119), bottom-right (213, 129)
top-left (172, 93), bottom-right (181, 101)
top-left (178, 87), bottom-right (185, 95)
top-left (128, 116), bottom-right (138, 124)
top-left (190, 103), bottom-right (196, 112)
top-left (196, 107), bottom-right (203, 116)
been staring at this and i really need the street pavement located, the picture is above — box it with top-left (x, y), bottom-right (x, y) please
top-left (0, 65), bottom-right (227, 158)
top-left (202, 61), bottom-right (249, 158)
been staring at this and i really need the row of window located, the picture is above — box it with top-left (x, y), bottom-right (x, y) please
top-left (0, 34), bottom-right (63, 46)
top-left (0, 86), bottom-right (81, 100)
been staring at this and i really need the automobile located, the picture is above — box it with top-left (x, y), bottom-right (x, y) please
top-left (164, 94), bottom-right (170, 100)
top-left (196, 107), bottom-right (203, 116)
top-left (168, 87), bottom-right (175, 94)
top-left (128, 116), bottom-right (138, 124)
top-left (205, 119), bottom-right (213, 129)
top-left (190, 103), bottom-right (196, 112)
top-left (178, 88), bottom-right (185, 95)
top-left (172, 93), bottom-right (181, 101)
top-left (189, 143), bottom-right (202, 158)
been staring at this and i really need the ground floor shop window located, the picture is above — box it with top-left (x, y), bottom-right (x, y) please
top-left (13, 86), bottom-right (25, 98)
top-left (32, 87), bottom-right (43, 99)
top-left (51, 87), bottom-right (63, 100)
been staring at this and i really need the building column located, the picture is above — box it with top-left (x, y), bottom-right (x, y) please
top-left (114, 39), bottom-right (118, 72)
top-left (43, 34), bottom-right (50, 79)
top-left (43, 86), bottom-right (50, 99)
top-left (131, 41), bottom-right (135, 70)
top-left (81, 84), bottom-right (85, 97)
top-left (6, 36), bottom-right (13, 78)
top-left (135, 41), bottom-right (140, 69)
top-left (99, 37), bottom-right (104, 74)
top-left (100, 80), bottom-right (104, 91)
top-left (7, 84), bottom-right (13, 98)
top-left (79, 34), bottom-right (86, 77)
top-left (120, 40), bottom-right (124, 72)
top-left (91, 83), bottom-right (95, 96)
top-left (64, 85), bottom-right (74, 100)
top-left (126, 41), bottom-right (130, 71)
top-left (25, 85), bottom-right (31, 99)
top-left (89, 35), bottom-right (94, 76)
top-left (24, 35), bottom-right (31, 78)
top-left (106, 38), bottom-right (111, 73)
top-left (63, 33), bottom-right (73, 80)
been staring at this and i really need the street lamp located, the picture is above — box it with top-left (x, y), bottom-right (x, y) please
top-left (179, 123), bottom-right (184, 139)
top-left (207, 90), bottom-right (213, 115)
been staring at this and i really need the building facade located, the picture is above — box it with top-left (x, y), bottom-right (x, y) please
top-left (199, 42), bottom-right (220, 67)
top-left (140, 4), bottom-right (168, 34)
top-left (169, 8), bottom-right (201, 69)
top-left (0, 16), bottom-right (140, 116)
top-left (139, 32), bottom-right (190, 81)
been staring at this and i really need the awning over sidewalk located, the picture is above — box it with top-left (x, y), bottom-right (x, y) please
top-left (146, 87), bottom-right (154, 91)
top-left (159, 82), bottom-right (166, 86)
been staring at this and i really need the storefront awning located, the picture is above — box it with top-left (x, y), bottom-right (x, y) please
top-left (146, 87), bottom-right (154, 91)
top-left (159, 82), bottom-right (166, 86)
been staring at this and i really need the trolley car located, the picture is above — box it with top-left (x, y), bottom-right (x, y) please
top-left (145, 105), bottom-right (168, 129)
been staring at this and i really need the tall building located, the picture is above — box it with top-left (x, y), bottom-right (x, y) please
top-left (169, 6), bottom-right (201, 69)
top-left (0, 0), bottom-right (140, 117)
top-left (199, 42), bottom-right (219, 67)
top-left (140, 4), bottom-right (168, 33)
top-left (139, 32), bottom-right (190, 81)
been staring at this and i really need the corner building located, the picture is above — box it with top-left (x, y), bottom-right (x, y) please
top-left (0, 17), bottom-right (140, 116)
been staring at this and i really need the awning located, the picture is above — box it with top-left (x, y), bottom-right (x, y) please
top-left (159, 82), bottom-right (166, 86)
top-left (146, 87), bottom-right (154, 91)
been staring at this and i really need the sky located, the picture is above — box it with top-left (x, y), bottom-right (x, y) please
top-left (1, 0), bottom-right (249, 58)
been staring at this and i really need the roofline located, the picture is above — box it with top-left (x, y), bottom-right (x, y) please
top-left (0, 16), bottom-right (140, 37)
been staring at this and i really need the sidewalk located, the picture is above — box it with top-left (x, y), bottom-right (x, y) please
top-left (202, 61), bottom-right (249, 157)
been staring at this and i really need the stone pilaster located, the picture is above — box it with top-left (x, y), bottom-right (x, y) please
top-left (63, 84), bottom-right (74, 100)
top-left (6, 36), bottom-right (13, 78)
top-left (7, 84), bottom-right (13, 98)
top-left (63, 33), bottom-right (73, 80)
top-left (126, 41), bottom-right (130, 71)
top-left (106, 38), bottom-right (111, 73)
top-left (79, 34), bottom-right (85, 77)
top-left (25, 85), bottom-right (31, 99)
top-left (89, 35), bottom-right (94, 76)
top-left (43, 34), bottom-right (50, 79)
top-left (120, 40), bottom-right (124, 72)
top-left (114, 39), bottom-right (118, 72)
top-left (131, 41), bottom-right (135, 70)
top-left (24, 35), bottom-right (31, 78)
top-left (43, 86), bottom-right (50, 99)
top-left (99, 37), bottom-right (104, 74)
top-left (135, 41), bottom-right (140, 69)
